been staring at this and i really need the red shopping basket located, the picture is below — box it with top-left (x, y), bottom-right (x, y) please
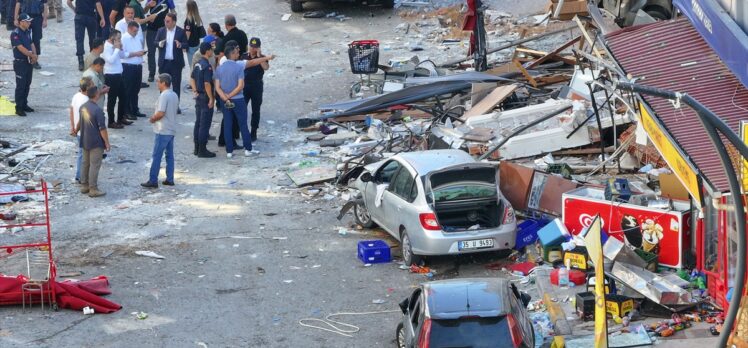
top-left (348, 40), bottom-right (380, 74)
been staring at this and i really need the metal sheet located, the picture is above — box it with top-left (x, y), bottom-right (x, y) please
top-left (606, 18), bottom-right (748, 192)
top-left (610, 262), bottom-right (692, 306)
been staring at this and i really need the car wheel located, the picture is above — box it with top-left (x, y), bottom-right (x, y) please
top-left (354, 202), bottom-right (376, 228)
top-left (290, 0), bottom-right (303, 12)
top-left (401, 230), bottom-right (423, 266)
top-left (396, 322), bottom-right (406, 348)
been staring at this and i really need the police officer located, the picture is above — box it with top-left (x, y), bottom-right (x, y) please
top-left (190, 41), bottom-right (216, 158)
top-left (243, 37), bottom-right (269, 143)
top-left (68, 0), bottom-right (105, 71)
top-left (14, 0), bottom-right (47, 69)
top-left (11, 14), bottom-right (36, 117)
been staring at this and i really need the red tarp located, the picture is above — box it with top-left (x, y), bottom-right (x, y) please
top-left (0, 275), bottom-right (121, 313)
top-left (463, 0), bottom-right (477, 56)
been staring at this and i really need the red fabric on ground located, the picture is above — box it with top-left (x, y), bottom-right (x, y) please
top-left (0, 275), bottom-right (121, 313)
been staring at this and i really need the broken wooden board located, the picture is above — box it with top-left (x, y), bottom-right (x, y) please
top-left (460, 84), bottom-right (517, 120)
top-left (470, 83), bottom-right (498, 108)
top-left (513, 59), bottom-right (538, 88)
top-left (526, 36), bottom-right (581, 69)
top-left (287, 165), bottom-right (337, 187)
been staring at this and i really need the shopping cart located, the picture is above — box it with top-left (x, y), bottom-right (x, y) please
top-left (348, 40), bottom-right (384, 98)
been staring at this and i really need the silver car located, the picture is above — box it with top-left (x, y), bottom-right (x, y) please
top-left (352, 149), bottom-right (516, 265)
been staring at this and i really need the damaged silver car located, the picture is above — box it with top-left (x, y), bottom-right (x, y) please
top-left (350, 149), bottom-right (517, 265)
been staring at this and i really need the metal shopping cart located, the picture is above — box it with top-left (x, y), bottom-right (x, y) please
top-left (348, 40), bottom-right (384, 98)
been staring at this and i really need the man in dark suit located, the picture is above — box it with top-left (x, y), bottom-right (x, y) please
top-left (154, 12), bottom-right (186, 111)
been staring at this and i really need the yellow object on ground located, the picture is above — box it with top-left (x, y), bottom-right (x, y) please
top-left (0, 96), bottom-right (16, 116)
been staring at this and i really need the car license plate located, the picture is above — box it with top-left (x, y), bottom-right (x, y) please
top-left (458, 238), bottom-right (494, 250)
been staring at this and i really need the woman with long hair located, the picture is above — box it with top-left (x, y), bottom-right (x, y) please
top-left (184, 0), bottom-right (205, 67)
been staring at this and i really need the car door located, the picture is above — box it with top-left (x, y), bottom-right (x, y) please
top-left (364, 160), bottom-right (402, 228)
top-left (509, 284), bottom-right (534, 347)
top-left (406, 291), bottom-right (423, 347)
top-left (382, 166), bottom-right (417, 234)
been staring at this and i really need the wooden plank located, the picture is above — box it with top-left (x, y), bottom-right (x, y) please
top-left (536, 74), bottom-right (571, 86)
top-left (470, 83), bottom-right (497, 108)
top-left (513, 59), bottom-right (538, 88)
top-left (515, 47), bottom-right (548, 57)
top-left (460, 84), bottom-right (518, 120)
top-left (287, 165), bottom-right (337, 187)
top-left (574, 15), bottom-right (603, 59)
top-left (487, 63), bottom-right (520, 75)
top-left (526, 36), bottom-right (581, 69)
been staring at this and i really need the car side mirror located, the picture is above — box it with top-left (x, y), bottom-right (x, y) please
top-left (399, 298), bottom-right (409, 314)
top-left (360, 172), bottom-right (372, 183)
top-left (520, 292), bottom-right (531, 307)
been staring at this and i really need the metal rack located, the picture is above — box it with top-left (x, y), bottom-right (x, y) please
top-left (0, 180), bottom-right (57, 310)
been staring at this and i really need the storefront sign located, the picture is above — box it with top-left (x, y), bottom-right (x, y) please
top-left (674, 0), bottom-right (748, 90)
top-left (638, 102), bottom-right (702, 205)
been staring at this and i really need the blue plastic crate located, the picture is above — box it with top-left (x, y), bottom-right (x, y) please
top-left (515, 218), bottom-right (551, 250)
top-left (357, 240), bottom-right (391, 264)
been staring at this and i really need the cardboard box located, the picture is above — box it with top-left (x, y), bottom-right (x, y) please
top-left (659, 173), bottom-right (690, 201)
top-left (549, 0), bottom-right (589, 20)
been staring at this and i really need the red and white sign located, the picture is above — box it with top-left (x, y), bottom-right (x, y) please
top-left (562, 188), bottom-right (691, 268)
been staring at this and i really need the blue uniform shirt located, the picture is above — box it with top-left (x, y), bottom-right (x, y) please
top-left (73, 0), bottom-right (101, 16)
top-left (16, 0), bottom-right (46, 15)
top-left (11, 27), bottom-right (32, 60)
top-left (191, 57), bottom-right (213, 94)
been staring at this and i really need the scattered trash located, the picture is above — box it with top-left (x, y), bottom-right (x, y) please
top-left (135, 251), bottom-right (165, 259)
top-left (133, 311), bottom-right (149, 320)
top-left (83, 306), bottom-right (95, 315)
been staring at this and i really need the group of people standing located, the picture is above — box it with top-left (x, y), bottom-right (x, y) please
top-left (8, 0), bottom-right (274, 198)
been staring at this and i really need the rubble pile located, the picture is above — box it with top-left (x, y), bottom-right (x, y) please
top-left (292, 4), bottom-right (729, 346)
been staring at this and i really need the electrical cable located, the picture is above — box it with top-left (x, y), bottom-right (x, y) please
top-left (299, 310), bottom-right (400, 338)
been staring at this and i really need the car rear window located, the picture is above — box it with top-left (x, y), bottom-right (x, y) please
top-left (429, 316), bottom-right (513, 348)
top-left (433, 183), bottom-right (497, 202)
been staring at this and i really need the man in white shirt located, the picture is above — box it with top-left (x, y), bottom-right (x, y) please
top-left (70, 77), bottom-right (93, 183)
top-left (103, 28), bottom-right (143, 128)
top-left (114, 6), bottom-right (144, 46)
top-left (122, 21), bottom-right (146, 119)
top-left (102, 29), bottom-right (127, 129)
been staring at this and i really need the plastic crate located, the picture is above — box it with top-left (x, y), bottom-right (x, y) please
top-left (635, 248), bottom-right (658, 272)
top-left (357, 240), bottom-right (391, 264)
top-left (515, 219), bottom-right (551, 250)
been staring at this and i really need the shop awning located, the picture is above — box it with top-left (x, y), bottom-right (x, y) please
top-left (606, 18), bottom-right (748, 192)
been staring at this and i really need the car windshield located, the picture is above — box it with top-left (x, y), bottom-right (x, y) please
top-left (429, 316), bottom-right (512, 348)
top-left (432, 182), bottom-right (496, 202)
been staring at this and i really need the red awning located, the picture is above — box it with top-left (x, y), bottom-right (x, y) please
top-left (606, 18), bottom-right (748, 192)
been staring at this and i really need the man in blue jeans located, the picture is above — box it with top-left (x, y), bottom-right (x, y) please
top-left (141, 73), bottom-right (178, 188)
top-left (214, 42), bottom-right (252, 158)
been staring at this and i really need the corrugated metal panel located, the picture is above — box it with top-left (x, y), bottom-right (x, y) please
top-left (606, 18), bottom-right (748, 192)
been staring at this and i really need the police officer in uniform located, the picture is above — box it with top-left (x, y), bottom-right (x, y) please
top-left (68, 0), bottom-right (105, 71)
top-left (11, 14), bottom-right (36, 117)
top-left (243, 37), bottom-right (269, 142)
top-left (190, 41), bottom-right (216, 158)
top-left (14, 0), bottom-right (46, 69)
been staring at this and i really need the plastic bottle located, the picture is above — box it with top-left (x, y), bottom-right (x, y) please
top-left (558, 266), bottom-right (569, 287)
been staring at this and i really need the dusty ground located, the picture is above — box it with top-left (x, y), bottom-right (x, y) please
top-left (0, 0), bottom-right (718, 347)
